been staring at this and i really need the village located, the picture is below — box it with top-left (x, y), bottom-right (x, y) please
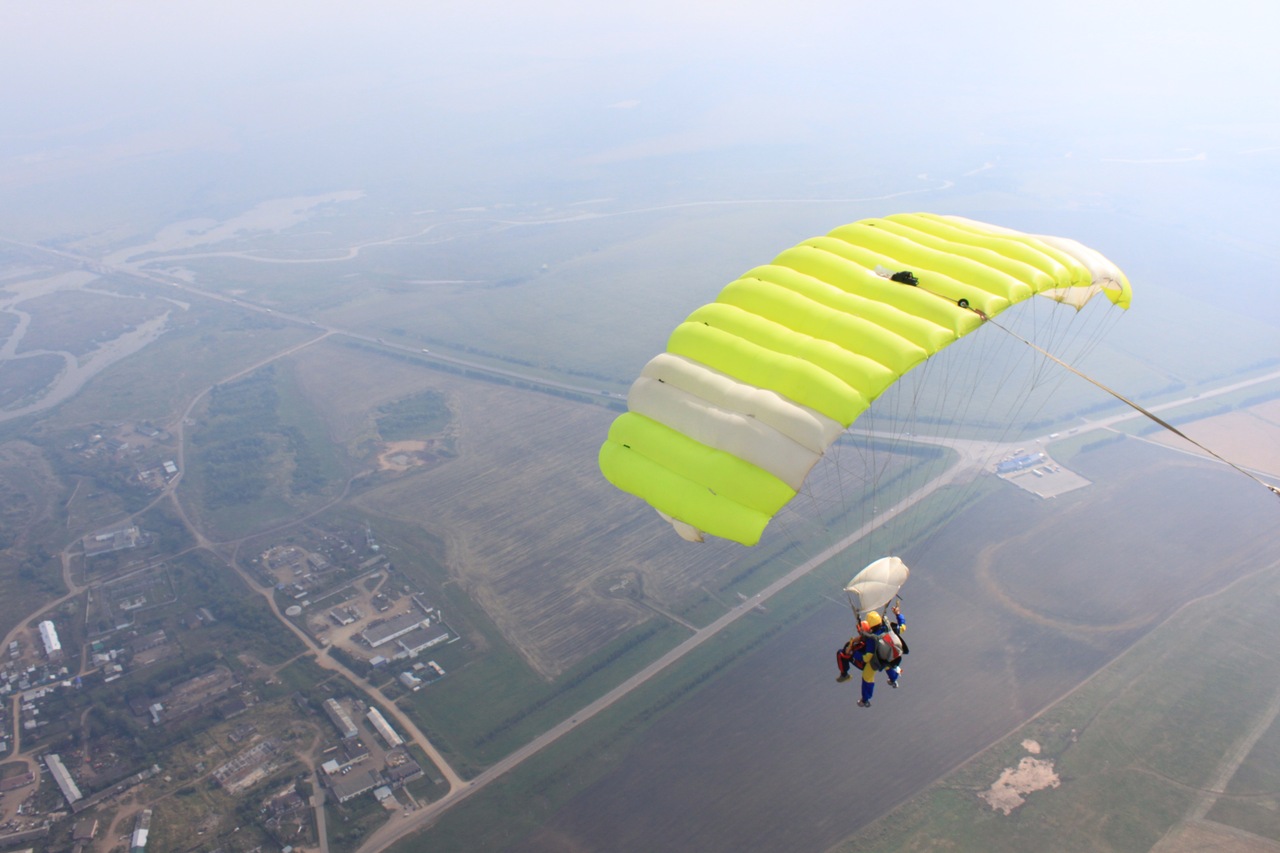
top-left (0, 435), bottom-right (459, 852)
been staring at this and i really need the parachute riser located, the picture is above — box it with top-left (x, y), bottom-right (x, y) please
top-left (987, 317), bottom-right (1280, 501)
top-left (890, 273), bottom-right (989, 320)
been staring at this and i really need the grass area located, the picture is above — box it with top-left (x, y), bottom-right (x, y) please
top-left (375, 389), bottom-right (451, 441)
top-left (0, 353), bottom-right (64, 408)
top-left (671, 589), bottom-right (733, 627)
top-left (14, 287), bottom-right (167, 356)
top-left (403, 743), bottom-right (451, 803)
top-left (269, 655), bottom-right (350, 701)
top-left (843, 561), bottom-right (1280, 853)
top-left (146, 711), bottom-right (314, 853)
top-left (51, 301), bottom-right (316, 425)
top-left (401, 618), bottom-right (686, 772)
top-left (77, 549), bottom-right (309, 678)
top-left (386, 559), bottom-right (841, 853)
top-left (6, 208), bottom-right (1278, 850)
top-left (334, 497), bottom-right (831, 782)
top-left (156, 205), bottom-right (876, 386)
top-left (189, 368), bottom-right (293, 509)
top-left (274, 358), bottom-right (352, 488)
top-left (183, 361), bottom-right (349, 538)
top-left (1206, 708), bottom-right (1280, 840)
top-left (0, 440), bottom-right (66, 637)
top-left (328, 784), bottom-right (396, 853)
top-left (1100, 379), bottom-right (1280, 443)
top-left (0, 760), bottom-right (29, 781)
top-left (370, 435), bottom-right (1279, 853)
top-left (136, 500), bottom-right (198, 555)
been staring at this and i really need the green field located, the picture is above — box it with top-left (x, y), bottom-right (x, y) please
top-left (182, 361), bottom-right (351, 539)
top-left (385, 568), bottom-right (846, 853)
top-left (48, 297), bottom-right (317, 426)
top-left (14, 286), bottom-right (166, 356)
top-left (375, 390), bottom-right (451, 442)
top-left (845, 561), bottom-right (1280, 853)
top-left (368, 433), bottom-right (1280, 853)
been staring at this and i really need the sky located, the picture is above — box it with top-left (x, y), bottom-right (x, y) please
top-left (4, 1), bottom-right (1279, 229)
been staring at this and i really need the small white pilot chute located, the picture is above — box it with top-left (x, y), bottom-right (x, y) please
top-left (844, 556), bottom-right (910, 615)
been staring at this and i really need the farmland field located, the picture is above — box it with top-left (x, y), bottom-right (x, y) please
top-left (431, 437), bottom-right (1280, 853)
top-left (287, 339), bottom-right (748, 679)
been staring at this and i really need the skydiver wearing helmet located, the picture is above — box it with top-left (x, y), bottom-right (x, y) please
top-left (854, 605), bottom-right (905, 708)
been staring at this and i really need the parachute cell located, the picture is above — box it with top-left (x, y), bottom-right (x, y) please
top-left (599, 213), bottom-right (1130, 545)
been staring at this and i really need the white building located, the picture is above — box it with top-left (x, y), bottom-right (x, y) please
top-left (366, 707), bottom-right (403, 748)
top-left (38, 620), bottom-right (61, 656)
top-left (131, 808), bottom-right (152, 852)
top-left (45, 753), bottom-right (83, 805)
top-left (323, 698), bottom-right (358, 740)
top-left (360, 611), bottom-right (429, 648)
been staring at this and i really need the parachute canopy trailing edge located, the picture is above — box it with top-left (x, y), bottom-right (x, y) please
top-left (598, 213), bottom-right (1131, 546)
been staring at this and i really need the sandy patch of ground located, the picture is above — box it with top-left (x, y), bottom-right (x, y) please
top-left (377, 440), bottom-right (430, 472)
top-left (979, 747), bottom-right (1060, 815)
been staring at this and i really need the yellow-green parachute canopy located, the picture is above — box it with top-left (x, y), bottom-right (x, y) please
top-left (598, 213), bottom-right (1131, 546)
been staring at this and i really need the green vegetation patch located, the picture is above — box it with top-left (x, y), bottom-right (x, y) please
top-left (73, 688), bottom-right (321, 850)
top-left (137, 501), bottom-right (198, 555)
top-left (402, 613), bottom-right (686, 774)
top-left (328, 782), bottom-right (397, 853)
top-left (0, 353), bottom-right (65, 409)
top-left (185, 362), bottom-right (348, 536)
top-left (275, 358), bottom-right (349, 492)
top-left (50, 302), bottom-right (315, 424)
top-left (167, 552), bottom-right (307, 666)
top-left (375, 389), bottom-right (452, 441)
top-left (379, 449), bottom-right (1279, 853)
top-left (269, 655), bottom-right (347, 701)
top-left (192, 377), bottom-right (280, 506)
top-left (1206, 704), bottom-right (1280, 840)
top-left (82, 550), bottom-right (305, 688)
top-left (14, 288), bottom-right (167, 356)
top-left (0, 440), bottom-right (66, 636)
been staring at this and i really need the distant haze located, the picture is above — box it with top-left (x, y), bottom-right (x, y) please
top-left (4, 2), bottom-right (1278, 223)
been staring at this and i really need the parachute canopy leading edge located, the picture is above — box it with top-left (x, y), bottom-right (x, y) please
top-left (845, 557), bottom-right (910, 614)
top-left (598, 213), bottom-right (1131, 546)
